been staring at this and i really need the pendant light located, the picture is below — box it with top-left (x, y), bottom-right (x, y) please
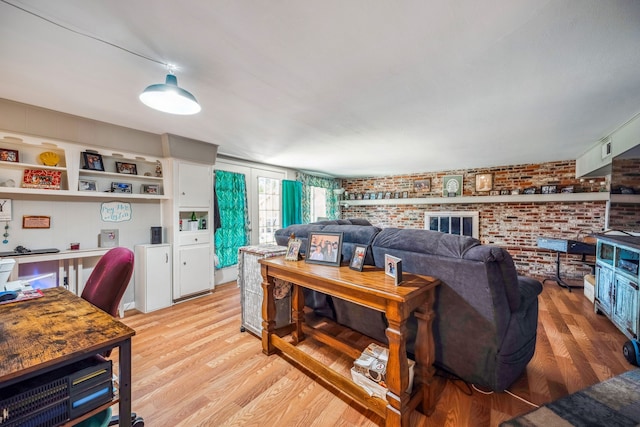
top-left (139, 72), bottom-right (201, 115)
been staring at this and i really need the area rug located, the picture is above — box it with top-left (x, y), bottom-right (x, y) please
top-left (501, 369), bottom-right (640, 427)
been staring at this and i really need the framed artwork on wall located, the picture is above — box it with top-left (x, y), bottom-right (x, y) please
top-left (475, 174), bottom-right (493, 192)
top-left (442, 175), bottom-right (463, 197)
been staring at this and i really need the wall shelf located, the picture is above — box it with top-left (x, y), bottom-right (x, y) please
top-left (339, 192), bottom-right (612, 207)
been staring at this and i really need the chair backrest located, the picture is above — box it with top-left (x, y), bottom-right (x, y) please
top-left (81, 247), bottom-right (134, 317)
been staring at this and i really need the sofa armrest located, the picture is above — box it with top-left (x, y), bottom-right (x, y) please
top-left (517, 276), bottom-right (543, 307)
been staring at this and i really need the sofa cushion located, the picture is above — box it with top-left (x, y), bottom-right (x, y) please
top-left (372, 228), bottom-right (481, 258)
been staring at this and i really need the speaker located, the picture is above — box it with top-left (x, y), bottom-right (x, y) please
top-left (150, 227), bottom-right (162, 244)
top-left (623, 340), bottom-right (640, 366)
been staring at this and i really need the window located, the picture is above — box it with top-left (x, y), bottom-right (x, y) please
top-left (309, 186), bottom-right (327, 222)
top-left (258, 177), bottom-right (281, 244)
top-left (425, 211), bottom-right (479, 239)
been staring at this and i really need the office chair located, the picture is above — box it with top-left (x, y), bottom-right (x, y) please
top-left (80, 247), bottom-right (144, 427)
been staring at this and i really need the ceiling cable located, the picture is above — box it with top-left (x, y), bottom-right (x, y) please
top-left (1, 0), bottom-right (168, 67)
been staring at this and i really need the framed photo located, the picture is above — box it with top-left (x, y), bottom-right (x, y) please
top-left (475, 174), bottom-right (493, 192)
top-left (285, 238), bottom-right (302, 261)
top-left (305, 231), bottom-right (343, 266)
top-left (561, 186), bottom-right (574, 194)
top-left (370, 193), bottom-right (377, 200)
top-left (111, 182), bottom-right (132, 193)
top-left (23, 215), bottom-right (50, 229)
top-left (377, 192), bottom-right (384, 200)
top-left (489, 190), bottom-right (500, 196)
top-left (541, 185), bottom-right (557, 194)
top-left (363, 193), bottom-right (370, 200)
top-left (82, 152), bottom-right (104, 171)
top-left (78, 179), bottom-right (97, 192)
top-left (414, 179), bottom-right (431, 192)
top-left (116, 161), bottom-right (138, 175)
top-left (384, 192), bottom-right (391, 199)
top-left (349, 244), bottom-right (368, 271)
top-left (22, 169), bottom-right (62, 190)
top-left (402, 191), bottom-right (409, 198)
top-left (0, 199), bottom-right (12, 221)
top-left (0, 148), bottom-right (19, 162)
top-left (500, 190), bottom-right (510, 195)
top-left (443, 175), bottom-right (463, 197)
top-left (523, 186), bottom-right (537, 195)
top-left (142, 184), bottom-right (159, 194)
top-left (385, 254), bottom-right (403, 285)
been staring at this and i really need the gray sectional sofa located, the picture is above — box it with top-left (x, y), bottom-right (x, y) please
top-left (274, 219), bottom-right (542, 391)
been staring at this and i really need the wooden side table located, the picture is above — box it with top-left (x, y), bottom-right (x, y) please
top-left (260, 257), bottom-right (443, 426)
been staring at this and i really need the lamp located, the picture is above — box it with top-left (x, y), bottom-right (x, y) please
top-left (139, 73), bottom-right (201, 115)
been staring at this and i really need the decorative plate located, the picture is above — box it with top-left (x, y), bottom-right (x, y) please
top-left (39, 151), bottom-right (60, 166)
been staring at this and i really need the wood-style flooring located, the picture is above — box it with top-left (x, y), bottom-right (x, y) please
top-left (114, 278), bottom-right (632, 426)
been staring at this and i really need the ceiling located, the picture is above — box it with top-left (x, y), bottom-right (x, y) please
top-left (1, 1), bottom-right (640, 178)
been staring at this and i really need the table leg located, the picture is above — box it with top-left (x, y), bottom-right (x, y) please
top-left (261, 265), bottom-right (277, 355)
top-left (543, 251), bottom-right (584, 292)
top-left (118, 338), bottom-right (133, 427)
top-left (291, 284), bottom-right (305, 344)
top-left (414, 287), bottom-right (444, 416)
top-left (385, 310), bottom-right (410, 427)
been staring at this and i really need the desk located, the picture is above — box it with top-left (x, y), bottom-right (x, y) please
top-left (537, 237), bottom-right (596, 291)
top-left (5, 248), bottom-right (111, 294)
top-left (260, 257), bottom-right (442, 427)
top-left (0, 287), bottom-right (136, 426)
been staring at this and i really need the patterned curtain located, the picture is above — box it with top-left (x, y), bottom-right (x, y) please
top-left (282, 180), bottom-right (303, 227)
top-left (214, 170), bottom-right (250, 269)
top-left (296, 172), bottom-right (340, 223)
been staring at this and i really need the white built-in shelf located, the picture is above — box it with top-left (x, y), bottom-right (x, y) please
top-left (340, 192), bottom-right (613, 207)
top-left (0, 186), bottom-right (170, 200)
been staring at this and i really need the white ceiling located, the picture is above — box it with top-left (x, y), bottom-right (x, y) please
top-left (1, 0), bottom-right (640, 178)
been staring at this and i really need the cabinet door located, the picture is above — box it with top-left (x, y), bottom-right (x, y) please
top-left (178, 245), bottom-right (211, 297)
top-left (145, 245), bottom-right (172, 312)
top-left (178, 163), bottom-right (211, 208)
top-left (613, 274), bottom-right (639, 339)
top-left (595, 264), bottom-right (614, 314)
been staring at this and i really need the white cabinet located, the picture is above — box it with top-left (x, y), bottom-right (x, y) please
top-left (134, 244), bottom-right (172, 313)
top-left (165, 160), bottom-right (214, 301)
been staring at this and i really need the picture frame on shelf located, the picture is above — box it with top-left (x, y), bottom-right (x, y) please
top-left (523, 186), bottom-right (537, 195)
top-left (402, 191), bottom-right (409, 198)
top-left (414, 179), bottom-right (431, 192)
top-left (78, 179), bottom-right (97, 192)
top-left (111, 182), bottom-right (132, 193)
top-left (377, 192), bottom-right (384, 200)
top-left (115, 161), bottom-right (138, 175)
top-left (541, 185), bottom-right (557, 194)
top-left (141, 184), bottom-right (159, 194)
top-left (370, 193), bottom-right (377, 200)
top-left (285, 238), bottom-right (302, 261)
top-left (22, 169), bottom-right (62, 190)
top-left (561, 186), bottom-right (574, 193)
top-left (385, 254), bottom-right (403, 285)
top-left (82, 152), bottom-right (104, 171)
top-left (475, 173), bottom-right (493, 192)
top-left (489, 190), bottom-right (500, 196)
top-left (305, 231), bottom-right (343, 267)
top-left (0, 148), bottom-right (19, 162)
top-left (500, 190), bottom-right (510, 195)
top-left (349, 244), bottom-right (368, 271)
top-left (443, 175), bottom-right (463, 197)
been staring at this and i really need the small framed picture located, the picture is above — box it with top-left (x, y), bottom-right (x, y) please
top-left (394, 192), bottom-right (400, 198)
top-left (142, 184), bottom-right (159, 194)
top-left (285, 239), bottom-right (302, 261)
top-left (384, 192), bottom-right (391, 199)
top-left (349, 244), bottom-right (368, 271)
top-left (305, 232), bottom-right (343, 266)
top-left (377, 192), bottom-right (384, 200)
top-left (523, 187), bottom-right (536, 194)
top-left (370, 193), bottom-right (377, 200)
top-left (414, 179), bottom-right (431, 192)
top-left (22, 169), bottom-right (62, 190)
top-left (402, 191), bottom-right (409, 198)
top-left (561, 186), bottom-right (574, 193)
top-left (0, 148), bottom-right (19, 162)
top-left (78, 179), bottom-right (97, 192)
top-left (111, 182), bottom-right (132, 193)
top-left (363, 193), bottom-right (370, 200)
top-left (23, 215), bottom-right (50, 229)
top-left (82, 152), bottom-right (104, 171)
top-left (500, 190), bottom-right (510, 195)
top-left (116, 162), bottom-right (138, 175)
top-left (489, 190), bottom-right (500, 196)
top-left (475, 174), bottom-right (493, 192)
top-left (443, 175), bottom-right (463, 197)
top-left (541, 185), bottom-right (557, 194)
top-left (385, 254), bottom-right (403, 285)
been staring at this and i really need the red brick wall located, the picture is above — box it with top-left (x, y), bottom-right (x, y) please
top-left (340, 160), bottom-right (607, 279)
top-left (609, 158), bottom-right (640, 230)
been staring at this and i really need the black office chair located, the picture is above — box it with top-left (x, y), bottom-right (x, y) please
top-left (80, 247), bottom-right (144, 427)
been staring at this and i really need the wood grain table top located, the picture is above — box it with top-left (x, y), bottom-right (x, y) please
top-left (0, 286), bottom-right (135, 383)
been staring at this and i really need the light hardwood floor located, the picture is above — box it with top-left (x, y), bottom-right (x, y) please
top-left (115, 278), bottom-right (631, 427)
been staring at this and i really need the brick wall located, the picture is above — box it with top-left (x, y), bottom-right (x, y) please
top-left (340, 160), bottom-right (608, 279)
top-left (609, 158), bottom-right (640, 230)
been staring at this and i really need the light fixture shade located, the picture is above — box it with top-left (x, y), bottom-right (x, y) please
top-left (139, 74), bottom-right (201, 115)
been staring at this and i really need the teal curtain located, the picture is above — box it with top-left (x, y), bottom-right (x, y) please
top-left (296, 172), bottom-right (340, 223)
top-left (214, 170), bottom-right (250, 269)
top-left (282, 180), bottom-right (303, 227)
